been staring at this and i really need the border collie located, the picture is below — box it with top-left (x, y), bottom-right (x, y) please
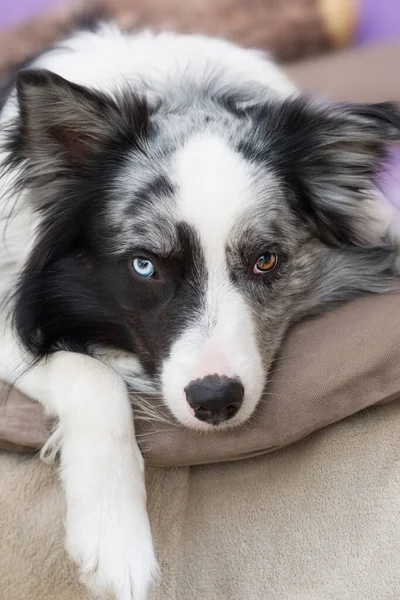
top-left (0, 21), bottom-right (399, 600)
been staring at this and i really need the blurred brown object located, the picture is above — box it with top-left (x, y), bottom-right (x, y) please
top-left (0, 0), bottom-right (359, 78)
top-left (319, 0), bottom-right (359, 49)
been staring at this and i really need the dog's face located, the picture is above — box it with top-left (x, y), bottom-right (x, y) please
top-left (10, 70), bottom-right (400, 429)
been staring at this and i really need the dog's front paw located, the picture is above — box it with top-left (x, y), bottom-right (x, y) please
top-left (66, 501), bottom-right (159, 600)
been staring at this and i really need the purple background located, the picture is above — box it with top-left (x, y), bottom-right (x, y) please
top-left (0, 0), bottom-right (400, 43)
top-left (355, 0), bottom-right (400, 45)
top-left (0, 0), bottom-right (64, 29)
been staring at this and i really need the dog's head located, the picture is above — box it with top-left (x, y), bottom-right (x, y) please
top-left (9, 70), bottom-right (400, 429)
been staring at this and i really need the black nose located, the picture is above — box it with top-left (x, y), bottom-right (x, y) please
top-left (185, 375), bottom-right (244, 425)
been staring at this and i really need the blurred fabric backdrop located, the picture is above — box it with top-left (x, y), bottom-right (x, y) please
top-left (1, 0), bottom-right (400, 48)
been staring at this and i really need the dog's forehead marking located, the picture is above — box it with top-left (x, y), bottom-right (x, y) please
top-left (172, 131), bottom-right (268, 339)
top-left (173, 132), bottom-right (258, 263)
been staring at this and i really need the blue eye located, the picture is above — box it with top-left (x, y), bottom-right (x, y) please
top-left (132, 257), bottom-right (155, 278)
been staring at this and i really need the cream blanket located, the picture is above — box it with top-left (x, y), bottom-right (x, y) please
top-left (1, 401), bottom-right (399, 600)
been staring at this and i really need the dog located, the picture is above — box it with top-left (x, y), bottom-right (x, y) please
top-left (0, 20), bottom-right (399, 600)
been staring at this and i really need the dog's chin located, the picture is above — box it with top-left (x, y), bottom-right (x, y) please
top-left (170, 402), bottom-right (255, 432)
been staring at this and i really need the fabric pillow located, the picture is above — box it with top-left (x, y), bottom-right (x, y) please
top-left (1, 292), bottom-right (400, 466)
top-left (1, 44), bottom-right (400, 467)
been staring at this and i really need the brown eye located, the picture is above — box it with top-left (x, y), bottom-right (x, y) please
top-left (253, 252), bottom-right (278, 274)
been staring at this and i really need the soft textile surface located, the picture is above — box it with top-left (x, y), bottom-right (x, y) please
top-left (2, 293), bottom-right (400, 466)
top-left (0, 0), bottom-right (355, 76)
top-left (135, 294), bottom-right (400, 465)
top-left (2, 401), bottom-right (400, 600)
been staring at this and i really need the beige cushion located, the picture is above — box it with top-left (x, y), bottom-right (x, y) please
top-left (1, 44), bottom-right (400, 467)
top-left (2, 292), bottom-right (399, 467)
top-left (137, 293), bottom-right (400, 465)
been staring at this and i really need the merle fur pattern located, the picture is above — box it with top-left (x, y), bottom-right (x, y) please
top-left (0, 23), bottom-right (399, 600)
top-left (6, 70), bottom-right (400, 377)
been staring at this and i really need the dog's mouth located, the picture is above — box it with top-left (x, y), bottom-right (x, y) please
top-left (190, 403), bottom-right (240, 426)
top-left (171, 397), bottom-right (255, 432)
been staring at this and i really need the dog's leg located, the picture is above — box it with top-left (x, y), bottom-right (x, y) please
top-left (0, 329), bottom-right (159, 600)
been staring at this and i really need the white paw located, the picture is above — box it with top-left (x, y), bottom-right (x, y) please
top-left (66, 501), bottom-right (159, 600)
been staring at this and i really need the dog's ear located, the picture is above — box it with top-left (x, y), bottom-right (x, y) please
top-left (12, 69), bottom-right (148, 182)
top-left (258, 98), bottom-right (400, 246)
top-left (289, 99), bottom-right (400, 246)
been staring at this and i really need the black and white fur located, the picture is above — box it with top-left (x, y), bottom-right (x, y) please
top-left (0, 21), bottom-right (399, 600)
